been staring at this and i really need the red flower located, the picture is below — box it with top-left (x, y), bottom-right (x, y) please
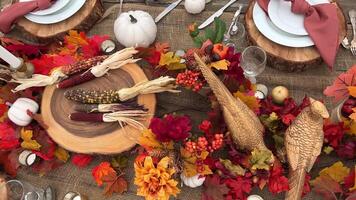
top-left (199, 120), bottom-right (212, 133)
top-left (336, 141), bottom-right (356, 159)
top-left (302, 174), bottom-right (311, 196)
top-left (268, 161), bottom-right (289, 194)
top-left (149, 114), bottom-right (191, 142)
top-left (323, 122), bottom-right (345, 148)
top-left (72, 154), bottom-right (93, 167)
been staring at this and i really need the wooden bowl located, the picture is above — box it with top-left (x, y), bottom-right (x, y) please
top-left (41, 64), bottom-right (156, 154)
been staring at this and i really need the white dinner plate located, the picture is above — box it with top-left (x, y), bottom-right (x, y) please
top-left (253, 2), bottom-right (314, 47)
top-left (20, 0), bottom-right (70, 16)
top-left (268, 0), bottom-right (330, 36)
top-left (24, 0), bottom-right (86, 24)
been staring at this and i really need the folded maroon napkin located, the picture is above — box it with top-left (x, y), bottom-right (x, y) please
top-left (0, 0), bottom-right (52, 33)
top-left (257, 0), bottom-right (339, 69)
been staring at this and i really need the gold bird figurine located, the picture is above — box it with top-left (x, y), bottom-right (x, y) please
top-left (285, 98), bottom-right (329, 200)
top-left (194, 53), bottom-right (269, 152)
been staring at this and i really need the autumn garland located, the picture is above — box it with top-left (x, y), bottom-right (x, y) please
top-left (0, 27), bottom-right (354, 200)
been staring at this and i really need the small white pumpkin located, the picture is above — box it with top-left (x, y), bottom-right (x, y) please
top-left (180, 173), bottom-right (206, 188)
top-left (114, 10), bottom-right (157, 48)
top-left (8, 98), bottom-right (39, 126)
top-left (184, 0), bottom-right (206, 14)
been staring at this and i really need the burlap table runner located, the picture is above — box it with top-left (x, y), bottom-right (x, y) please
top-left (0, 0), bottom-right (355, 199)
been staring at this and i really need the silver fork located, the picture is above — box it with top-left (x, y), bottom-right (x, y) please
top-left (349, 9), bottom-right (356, 55)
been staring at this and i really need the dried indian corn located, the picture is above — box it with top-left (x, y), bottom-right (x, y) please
top-left (61, 55), bottom-right (108, 75)
top-left (65, 89), bottom-right (121, 104)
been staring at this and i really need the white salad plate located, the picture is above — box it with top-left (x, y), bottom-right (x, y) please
top-left (24, 0), bottom-right (86, 24)
top-left (253, 2), bottom-right (314, 47)
top-left (268, 0), bottom-right (330, 36)
top-left (20, 0), bottom-right (70, 16)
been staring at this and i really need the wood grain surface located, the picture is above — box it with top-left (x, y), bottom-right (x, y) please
top-left (41, 64), bottom-right (156, 154)
top-left (13, 0), bottom-right (103, 43)
top-left (245, 0), bottom-right (347, 72)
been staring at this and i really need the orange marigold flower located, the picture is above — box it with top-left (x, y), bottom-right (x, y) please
top-left (134, 156), bottom-right (180, 200)
top-left (92, 162), bottom-right (116, 186)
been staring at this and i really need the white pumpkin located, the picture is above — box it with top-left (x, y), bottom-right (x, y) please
top-left (8, 98), bottom-right (39, 126)
top-left (180, 173), bottom-right (205, 188)
top-left (114, 10), bottom-right (157, 48)
top-left (184, 0), bottom-right (206, 14)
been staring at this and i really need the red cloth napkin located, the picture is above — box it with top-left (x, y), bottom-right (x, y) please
top-left (257, 0), bottom-right (339, 69)
top-left (0, 0), bottom-right (52, 33)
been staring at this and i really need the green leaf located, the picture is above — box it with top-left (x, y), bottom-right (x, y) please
top-left (213, 18), bottom-right (226, 43)
top-left (205, 28), bottom-right (216, 42)
top-left (219, 159), bottom-right (245, 176)
top-left (193, 36), bottom-right (204, 47)
top-left (249, 149), bottom-right (273, 171)
top-left (111, 155), bottom-right (128, 169)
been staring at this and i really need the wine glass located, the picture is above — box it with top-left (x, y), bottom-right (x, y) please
top-left (240, 46), bottom-right (267, 84)
top-left (223, 22), bottom-right (246, 53)
top-left (0, 180), bottom-right (44, 200)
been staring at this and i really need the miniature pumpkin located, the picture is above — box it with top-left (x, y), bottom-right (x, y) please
top-left (8, 98), bottom-right (39, 126)
top-left (180, 173), bottom-right (205, 188)
top-left (114, 10), bottom-right (157, 48)
top-left (184, 0), bottom-right (206, 14)
top-left (212, 44), bottom-right (229, 59)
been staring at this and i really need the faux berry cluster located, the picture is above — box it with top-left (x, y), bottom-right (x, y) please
top-left (176, 70), bottom-right (203, 92)
top-left (184, 133), bottom-right (224, 154)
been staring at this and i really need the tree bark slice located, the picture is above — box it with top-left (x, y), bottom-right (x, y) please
top-left (41, 64), bottom-right (156, 155)
top-left (245, 0), bottom-right (347, 72)
top-left (8, 0), bottom-right (103, 44)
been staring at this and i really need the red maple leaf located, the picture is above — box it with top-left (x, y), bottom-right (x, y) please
top-left (0, 149), bottom-right (20, 177)
top-left (102, 172), bottom-right (128, 196)
top-left (0, 121), bottom-right (20, 151)
top-left (268, 161), bottom-right (289, 195)
top-left (71, 154), bottom-right (93, 167)
top-left (225, 175), bottom-right (252, 200)
top-left (32, 129), bottom-right (56, 160)
top-left (202, 174), bottom-right (229, 200)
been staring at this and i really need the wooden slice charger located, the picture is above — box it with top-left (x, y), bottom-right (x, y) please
top-left (41, 64), bottom-right (156, 154)
top-left (10, 0), bottom-right (103, 44)
top-left (245, 0), bottom-right (347, 72)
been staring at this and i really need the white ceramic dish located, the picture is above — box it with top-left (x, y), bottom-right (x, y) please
top-left (253, 2), bottom-right (314, 47)
top-left (268, 0), bottom-right (330, 36)
top-left (24, 0), bottom-right (86, 24)
top-left (20, 0), bottom-right (70, 16)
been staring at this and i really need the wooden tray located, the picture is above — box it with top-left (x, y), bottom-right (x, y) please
top-left (245, 0), bottom-right (347, 72)
top-left (41, 64), bottom-right (156, 154)
top-left (9, 0), bottom-right (103, 44)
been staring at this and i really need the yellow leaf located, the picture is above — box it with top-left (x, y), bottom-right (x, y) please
top-left (209, 60), bottom-right (230, 71)
top-left (159, 52), bottom-right (186, 70)
top-left (234, 91), bottom-right (260, 111)
top-left (138, 129), bottom-right (163, 149)
top-left (249, 149), bottom-right (273, 171)
top-left (343, 119), bottom-right (356, 136)
top-left (323, 146), bottom-right (334, 154)
top-left (348, 86), bottom-right (356, 98)
top-left (65, 30), bottom-right (88, 46)
top-left (54, 147), bottom-right (70, 163)
top-left (319, 161), bottom-right (350, 183)
top-left (20, 128), bottom-right (41, 151)
top-left (269, 112), bottom-right (279, 121)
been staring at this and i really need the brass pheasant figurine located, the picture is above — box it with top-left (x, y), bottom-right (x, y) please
top-left (194, 53), bottom-right (269, 152)
top-left (285, 98), bottom-right (329, 200)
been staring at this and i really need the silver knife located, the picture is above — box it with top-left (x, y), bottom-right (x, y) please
top-left (155, 0), bottom-right (184, 23)
top-left (198, 0), bottom-right (237, 30)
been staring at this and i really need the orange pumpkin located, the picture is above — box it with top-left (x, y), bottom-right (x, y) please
top-left (212, 44), bottom-right (228, 59)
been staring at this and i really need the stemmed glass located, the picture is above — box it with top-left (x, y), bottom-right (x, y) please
top-left (240, 46), bottom-right (267, 84)
top-left (223, 22), bottom-right (246, 53)
top-left (0, 180), bottom-right (44, 200)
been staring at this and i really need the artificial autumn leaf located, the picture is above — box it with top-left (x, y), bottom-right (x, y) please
top-left (324, 65), bottom-right (356, 102)
top-left (181, 148), bottom-right (212, 177)
top-left (0, 150), bottom-right (20, 177)
top-left (344, 166), bottom-right (356, 192)
top-left (20, 128), bottom-right (41, 151)
top-left (138, 129), bottom-right (164, 150)
top-left (111, 155), bottom-right (128, 169)
top-left (33, 130), bottom-right (56, 161)
top-left (6, 44), bottom-right (41, 57)
top-left (209, 59), bottom-right (230, 71)
top-left (344, 119), bottom-right (356, 136)
top-left (64, 30), bottom-right (89, 46)
top-left (101, 172), bottom-right (128, 196)
top-left (311, 174), bottom-right (343, 199)
top-left (249, 149), bottom-right (273, 170)
top-left (0, 121), bottom-right (20, 150)
top-left (319, 161), bottom-right (350, 183)
top-left (32, 159), bottom-right (63, 176)
top-left (54, 147), bottom-right (69, 163)
top-left (234, 91), bottom-right (260, 111)
top-left (219, 159), bottom-right (245, 176)
top-left (155, 42), bottom-right (170, 53)
top-left (349, 108), bottom-right (356, 121)
top-left (202, 175), bottom-right (229, 200)
top-left (92, 162), bottom-right (116, 186)
top-left (71, 154), bottom-right (93, 168)
top-left (225, 176), bottom-right (253, 200)
top-left (159, 52), bottom-right (186, 70)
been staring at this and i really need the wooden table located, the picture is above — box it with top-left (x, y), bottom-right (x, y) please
top-left (1, 0), bottom-right (355, 199)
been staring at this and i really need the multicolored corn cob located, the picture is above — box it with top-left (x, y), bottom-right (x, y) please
top-left (61, 55), bottom-right (108, 76)
top-left (64, 89), bottom-right (121, 104)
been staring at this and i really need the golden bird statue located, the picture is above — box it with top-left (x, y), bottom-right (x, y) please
top-left (285, 98), bottom-right (329, 200)
top-left (194, 53), bottom-right (269, 152)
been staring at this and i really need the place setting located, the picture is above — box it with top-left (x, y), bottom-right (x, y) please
top-left (0, 0), bottom-right (355, 200)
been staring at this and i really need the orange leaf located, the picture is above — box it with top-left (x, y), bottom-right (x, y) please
top-left (102, 173), bottom-right (128, 196)
top-left (209, 59), bottom-right (230, 71)
top-left (65, 30), bottom-right (88, 46)
top-left (234, 91), bottom-right (260, 111)
top-left (155, 42), bottom-right (170, 53)
top-left (92, 162), bottom-right (116, 186)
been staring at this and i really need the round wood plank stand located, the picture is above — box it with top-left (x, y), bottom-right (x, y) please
top-left (41, 64), bottom-right (156, 154)
top-left (10, 0), bottom-right (103, 44)
top-left (245, 0), bottom-right (347, 72)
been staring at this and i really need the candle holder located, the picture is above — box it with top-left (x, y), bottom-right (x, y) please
top-left (63, 191), bottom-right (87, 200)
top-left (18, 150), bottom-right (37, 166)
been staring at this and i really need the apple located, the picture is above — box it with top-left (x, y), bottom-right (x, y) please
top-left (271, 86), bottom-right (289, 104)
